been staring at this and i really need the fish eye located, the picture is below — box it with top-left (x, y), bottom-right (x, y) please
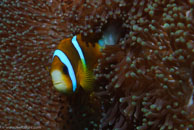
top-left (63, 65), bottom-right (69, 74)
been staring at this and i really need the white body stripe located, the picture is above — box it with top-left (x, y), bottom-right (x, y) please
top-left (53, 49), bottom-right (77, 92)
top-left (72, 36), bottom-right (86, 66)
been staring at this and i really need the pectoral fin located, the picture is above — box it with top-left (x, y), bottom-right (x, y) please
top-left (77, 61), bottom-right (94, 91)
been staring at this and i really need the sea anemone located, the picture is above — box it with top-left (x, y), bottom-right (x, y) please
top-left (0, 0), bottom-right (101, 129)
top-left (0, 0), bottom-right (69, 129)
top-left (94, 0), bottom-right (194, 130)
top-left (0, 0), bottom-right (194, 130)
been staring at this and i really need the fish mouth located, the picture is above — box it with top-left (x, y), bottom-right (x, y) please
top-left (53, 82), bottom-right (63, 85)
top-left (51, 70), bottom-right (70, 93)
top-left (52, 81), bottom-right (69, 93)
top-left (53, 81), bottom-right (66, 88)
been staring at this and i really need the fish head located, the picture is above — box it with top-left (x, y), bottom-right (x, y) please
top-left (50, 54), bottom-right (76, 93)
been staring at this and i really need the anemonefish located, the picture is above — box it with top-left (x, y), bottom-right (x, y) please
top-left (50, 24), bottom-right (121, 94)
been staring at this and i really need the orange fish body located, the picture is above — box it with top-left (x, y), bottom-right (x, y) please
top-left (50, 23), bottom-right (121, 94)
top-left (50, 34), bottom-right (102, 93)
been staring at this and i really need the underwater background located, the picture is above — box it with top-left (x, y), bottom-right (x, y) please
top-left (0, 0), bottom-right (194, 130)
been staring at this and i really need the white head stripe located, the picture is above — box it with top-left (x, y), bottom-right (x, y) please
top-left (72, 36), bottom-right (86, 66)
top-left (53, 49), bottom-right (77, 92)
